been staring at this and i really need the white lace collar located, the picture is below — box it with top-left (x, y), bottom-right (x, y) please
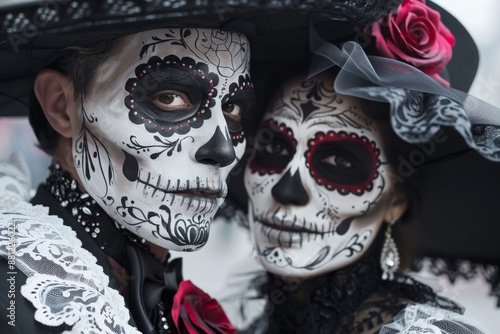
top-left (0, 195), bottom-right (140, 333)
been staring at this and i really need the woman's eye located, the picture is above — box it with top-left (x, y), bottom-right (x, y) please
top-left (149, 91), bottom-right (190, 110)
top-left (264, 142), bottom-right (289, 156)
top-left (321, 155), bottom-right (353, 168)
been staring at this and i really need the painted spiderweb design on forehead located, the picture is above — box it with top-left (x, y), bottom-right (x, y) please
top-left (305, 131), bottom-right (381, 196)
top-left (183, 29), bottom-right (250, 78)
top-left (125, 55), bottom-right (219, 138)
top-left (139, 28), bottom-right (250, 78)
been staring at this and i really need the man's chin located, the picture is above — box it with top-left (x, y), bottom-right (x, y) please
top-left (160, 240), bottom-right (208, 252)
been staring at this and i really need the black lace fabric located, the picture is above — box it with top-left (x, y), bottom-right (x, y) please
top-left (240, 235), bottom-right (462, 334)
top-left (44, 161), bottom-right (151, 265)
top-left (0, 0), bottom-right (400, 37)
top-left (412, 257), bottom-right (500, 307)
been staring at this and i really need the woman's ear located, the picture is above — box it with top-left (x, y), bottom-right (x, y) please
top-left (384, 188), bottom-right (409, 225)
top-left (34, 68), bottom-right (75, 138)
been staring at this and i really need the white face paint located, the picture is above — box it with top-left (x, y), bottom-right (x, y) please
top-left (71, 28), bottom-right (253, 251)
top-left (245, 73), bottom-right (397, 278)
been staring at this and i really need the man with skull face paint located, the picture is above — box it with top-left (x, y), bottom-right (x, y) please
top-left (0, 1), bottom-right (405, 333)
top-left (43, 28), bottom-right (252, 253)
top-left (3, 27), bottom-right (252, 334)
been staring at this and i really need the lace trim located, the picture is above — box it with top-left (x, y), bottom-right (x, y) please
top-left (413, 257), bottom-right (500, 307)
top-left (0, 195), bottom-right (140, 334)
top-left (234, 239), bottom-right (462, 333)
top-left (44, 161), bottom-right (150, 260)
top-left (379, 304), bottom-right (491, 334)
top-left (256, 232), bottom-right (385, 333)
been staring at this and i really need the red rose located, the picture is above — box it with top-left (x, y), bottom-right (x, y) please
top-left (365, 0), bottom-right (455, 87)
top-left (171, 280), bottom-right (236, 334)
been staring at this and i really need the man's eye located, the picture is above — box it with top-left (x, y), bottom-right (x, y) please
top-left (264, 142), bottom-right (290, 156)
top-left (321, 155), bottom-right (353, 168)
top-left (223, 103), bottom-right (242, 119)
top-left (149, 91), bottom-right (190, 110)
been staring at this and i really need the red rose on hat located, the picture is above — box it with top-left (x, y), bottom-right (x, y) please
top-left (365, 0), bottom-right (455, 87)
top-left (171, 280), bottom-right (236, 334)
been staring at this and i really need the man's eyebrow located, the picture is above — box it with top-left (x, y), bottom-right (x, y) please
top-left (142, 67), bottom-right (204, 90)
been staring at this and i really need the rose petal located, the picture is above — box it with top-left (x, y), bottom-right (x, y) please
top-left (366, 0), bottom-right (455, 78)
top-left (171, 280), bottom-right (236, 334)
top-left (368, 22), bottom-right (395, 58)
top-left (396, 0), bottom-right (413, 23)
top-left (180, 305), bottom-right (204, 333)
top-left (183, 298), bottom-right (217, 333)
top-left (424, 3), bottom-right (442, 25)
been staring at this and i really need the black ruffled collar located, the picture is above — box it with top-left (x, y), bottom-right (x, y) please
top-left (252, 231), bottom-right (462, 334)
top-left (412, 257), bottom-right (500, 308)
top-left (260, 234), bottom-right (384, 334)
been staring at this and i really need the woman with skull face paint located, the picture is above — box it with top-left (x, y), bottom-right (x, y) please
top-left (0, 1), bottom-right (404, 333)
top-left (242, 70), bottom-right (472, 334)
top-left (225, 1), bottom-right (500, 333)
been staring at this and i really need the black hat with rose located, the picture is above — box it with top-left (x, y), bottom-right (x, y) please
top-left (216, 2), bottom-right (499, 332)
top-left (224, 0), bottom-right (500, 285)
top-left (306, 0), bottom-right (500, 292)
top-left (0, 1), bottom-right (405, 334)
top-left (358, 0), bottom-right (500, 269)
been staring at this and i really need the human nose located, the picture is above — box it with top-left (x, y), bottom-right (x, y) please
top-left (195, 125), bottom-right (235, 167)
top-left (271, 168), bottom-right (309, 205)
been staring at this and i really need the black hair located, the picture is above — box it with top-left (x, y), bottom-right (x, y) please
top-left (29, 38), bottom-right (119, 155)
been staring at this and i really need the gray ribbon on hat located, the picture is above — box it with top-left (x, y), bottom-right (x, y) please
top-left (307, 27), bottom-right (500, 162)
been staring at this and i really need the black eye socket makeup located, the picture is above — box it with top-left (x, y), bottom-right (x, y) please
top-left (254, 133), bottom-right (294, 165)
top-left (221, 74), bottom-right (255, 133)
top-left (140, 67), bottom-right (204, 121)
top-left (125, 55), bottom-right (219, 137)
top-left (305, 131), bottom-right (380, 195)
top-left (249, 119), bottom-right (296, 175)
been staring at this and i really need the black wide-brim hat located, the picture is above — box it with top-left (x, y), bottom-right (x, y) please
top-left (306, 1), bottom-right (500, 266)
top-left (0, 0), bottom-right (400, 116)
top-left (399, 2), bottom-right (500, 265)
top-left (226, 1), bottom-right (500, 267)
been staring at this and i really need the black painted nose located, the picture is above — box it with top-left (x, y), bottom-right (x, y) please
top-left (195, 126), bottom-right (235, 167)
top-left (272, 169), bottom-right (309, 206)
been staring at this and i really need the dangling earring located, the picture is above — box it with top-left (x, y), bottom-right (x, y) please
top-left (380, 224), bottom-right (400, 280)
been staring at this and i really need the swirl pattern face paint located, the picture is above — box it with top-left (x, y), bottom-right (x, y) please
top-left (71, 28), bottom-right (253, 251)
top-left (245, 72), bottom-right (398, 277)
